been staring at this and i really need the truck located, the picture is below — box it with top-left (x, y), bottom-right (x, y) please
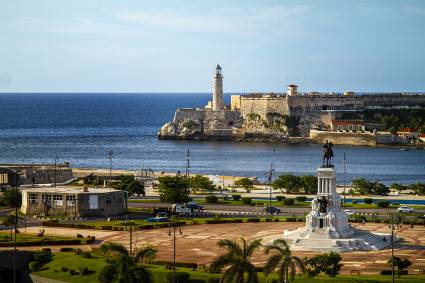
top-left (171, 203), bottom-right (192, 216)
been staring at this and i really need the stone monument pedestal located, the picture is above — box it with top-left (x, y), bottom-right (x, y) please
top-left (280, 166), bottom-right (394, 252)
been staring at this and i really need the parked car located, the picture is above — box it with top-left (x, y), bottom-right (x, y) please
top-left (155, 211), bottom-right (169, 217)
top-left (263, 206), bottom-right (281, 214)
top-left (397, 206), bottom-right (415, 213)
top-left (344, 209), bottom-right (354, 216)
top-left (146, 216), bottom-right (169, 222)
top-left (418, 214), bottom-right (425, 220)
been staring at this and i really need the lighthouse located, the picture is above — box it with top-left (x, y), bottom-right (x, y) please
top-left (212, 64), bottom-right (223, 111)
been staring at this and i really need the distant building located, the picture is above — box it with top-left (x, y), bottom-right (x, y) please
top-left (287, 84), bottom-right (298, 96)
top-left (321, 110), bottom-right (366, 131)
top-left (396, 128), bottom-right (419, 139)
top-left (331, 120), bottom-right (365, 131)
top-left (0, 167), bottom-right (19, 189)
top-left (21, 186), bottom-right (127, 217)
top-left (419, 133), bottom-right (425, 142)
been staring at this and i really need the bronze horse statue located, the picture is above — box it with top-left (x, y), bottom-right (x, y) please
top-left (322, 140), bottom-right (334, 167)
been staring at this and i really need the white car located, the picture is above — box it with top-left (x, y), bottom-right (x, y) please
top-left (397, 206), bottom-right (415, 213)
top-left (344, 209), bottom-right (354, 216)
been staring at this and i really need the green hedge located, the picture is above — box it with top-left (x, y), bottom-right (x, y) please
top-left (241, 197), bottom-right (252, 205)
top-left (205, 219), bottom-right (243, 224)
top-left (232, 194), bottom-right (241, 201)
top-left (276, 196), bottom-right (286, 201)
top-left (283, 198), bottom-right (295, 206)
top-left (153, 261), bottom-right (198, 269)
top-left (0, 239), bottom-right (81, 247)
top-left (247, 218), bottom-right (260, 223)
top-left (205, 196), bottom-right (218, 203)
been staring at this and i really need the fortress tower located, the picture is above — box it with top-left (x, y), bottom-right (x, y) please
top-left (287, 84), bottom-right (298, 96)
top-left (212, 64), bottom-right (223, 111)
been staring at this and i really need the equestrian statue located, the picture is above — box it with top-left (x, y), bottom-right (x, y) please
top-left (322, 140), bottom-right (334, 167)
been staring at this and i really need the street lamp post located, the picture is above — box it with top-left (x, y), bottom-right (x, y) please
top-left (168, 220), bottom-right (182, 283)
top-left (266, 163), bottom-right (275, 215)
top-left (391, 214), bottom-right (395, 283)
top-left (54, 156), bottom-right (59, 187)
top-left (108, 150), bottom-right (114, 187)
top-left (13, 170), bottom-right (20, 283)
top-left (185, 149), bottom-right (191, 179)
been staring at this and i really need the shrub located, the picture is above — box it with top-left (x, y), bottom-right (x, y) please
top-left (364, 198), bottom-right (373, 204)
top-left (296, 196), bottom-right (307, 202)
top-left (153, 261), bottom-right (198, 269)
top-left (207, 279), bottom-right (221, 283)
top-left (276, 196), bottom-right (286, 201)
top-left (76, 233), bottom-right (83, 238)
top-left (205, 195), bottom-right (218, 203)
top-left (232, 194), bottom-right (241, 201)
top-left (74, 248), bottom-right (82, 255)
top-left (377, 201), bottom-right (390, 208)
top-left (274, 218), bottom-right (280, 222)
top-left (86, 236), bottom-right (96, 244)
top-left (61, 266), bottom-right (69, 272)
top-left (29, 261), bottom-right (41, 272)
top-left (78, 267), bottom-right (91, 275)
top-left (352, 200), bottom-right (358, 205)
top-left (241, 197), bottom-right (252, 205)
top-left (81, 251), bottom-right (92, 258)
top-left (381, 270), bottom-right (393, 275)
top-left (286, 217), bottom-right (297, 222)
top-left (247, 218), bottom-right (260, 222)
top-left (283, 198), bottom-right (295, 206)
top-left (34, 250), bottom-right (52, 264)
top-left (60, 247), bottom-right (74, 252)
top-left (166, 271), bottom-right (190, 283)
top-left (69, 269), bottom-right (78, 276)
top-left (41, 248), bottom-right (51, 252)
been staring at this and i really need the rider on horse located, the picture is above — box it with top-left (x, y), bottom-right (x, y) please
top-left (322, 140), bottom-right (334, 167)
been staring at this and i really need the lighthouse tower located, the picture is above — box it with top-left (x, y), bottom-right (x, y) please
top-left (212, 64), bottom-right (223, 111)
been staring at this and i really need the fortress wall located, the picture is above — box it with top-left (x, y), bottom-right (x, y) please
top-left (362, 94), bottom-right (425, 108)
top-left (239, 97), bottom-right (289, 120)
top-left (287, 95), bottom-right (364, 116)
top-left (173, 108), bottom-right (204, 122)
top-left (310, 130), bottom-right (377, 146)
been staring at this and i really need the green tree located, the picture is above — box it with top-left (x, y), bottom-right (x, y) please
top-left (264, 238), bottom-right (304, 283)
top-left (2, 189), bottom-right (21, 208)
top-left (158, 176), bottom-right (190, 203)
top-left (285, 115), bottom-right (299, 136)
top-left (190, 175), bottom-right (216, 194)
top-left (2, 213), bottom-right (18, 239)
top-left (210, 237), bottom-right (262, 283)
top-left (352, 179), bottom-right (389, 195)
top-left (300, 175), bottom-right (318, 194)
top-left (381, 115), bottom-right (400, 133)
top-left (273, 175), bottom-right (302, 193)
top-left (388, 256), bottom-right (412, 278)
top-left (113, 175), bottom-right (145, 196)
top-left (235, 178), bottom-right (255, 193)
top-left (408, 183), bottom-right (425, 195)
top-left (99, 242), bottom-right (157, 283)
top-left (304, 252), bottom-right (343, 278)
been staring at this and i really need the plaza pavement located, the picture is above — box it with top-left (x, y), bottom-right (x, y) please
top-left (8, 222), bottom-right (425, 275)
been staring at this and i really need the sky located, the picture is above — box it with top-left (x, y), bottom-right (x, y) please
top-left (1, 0), bottom-right (425, 93)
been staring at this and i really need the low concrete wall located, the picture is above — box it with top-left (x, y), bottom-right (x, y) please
top-left (310, 130), bottom-right (377, 146)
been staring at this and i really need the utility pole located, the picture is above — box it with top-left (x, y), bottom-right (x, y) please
top-left (108, 150), bottom-right (113, 187)
top-left (168, 220), bottom-right (182, 283)
top-left (266, 163), bottom-right (275, 214)
top-left (54, 155), bottom-right (59, 187)
top-left (391, 214), bottom-right (395, 283)
top-left (343, 152), bottom-right (346, 203)
top-left (13, 170), bottom-right (20, 283)
top-left (185, 148), bottom-right (191, 178)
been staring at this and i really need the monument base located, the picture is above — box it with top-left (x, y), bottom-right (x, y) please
top-left (281, 226), bottom-right (393, 252)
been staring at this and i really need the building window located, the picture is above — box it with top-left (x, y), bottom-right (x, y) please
top-left (106, 195), bottom-right (112, 205)
top-left (66, 195), bottom-right (76, 207)
top-left (53, 195), bottom-right (63, 206)
top-left (42, 194), bottom-right (52, 206)
top-left (115, 195), bottom-right (123, 204)
top-left (29, 193), bottom-right (38, 205)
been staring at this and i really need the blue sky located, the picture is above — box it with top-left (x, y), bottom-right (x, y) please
top-left (1, 0), bottom-right (425, 93)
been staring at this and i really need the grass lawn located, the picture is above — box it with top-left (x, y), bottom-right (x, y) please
top-left (0, 232), bottom-right (88, 244)
top-left (33, 252), bottom-right (425, 283)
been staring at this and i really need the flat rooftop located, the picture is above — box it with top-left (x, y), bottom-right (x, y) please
top-left (21, 186), bottom-right (123, 194)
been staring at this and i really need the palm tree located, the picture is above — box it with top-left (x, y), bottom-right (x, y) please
top-left (99, 242), bottom-right (157, 283)
top-left (264, 238), bottom-right (304, 283)
top-left (210, 237), bottom-right (262, 283)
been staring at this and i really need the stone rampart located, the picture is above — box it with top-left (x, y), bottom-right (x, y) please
top-left (309, 130), bottom-right (377, 146)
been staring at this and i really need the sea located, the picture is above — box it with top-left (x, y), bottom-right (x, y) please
top-left (0, 93), bottom-right (424, 184)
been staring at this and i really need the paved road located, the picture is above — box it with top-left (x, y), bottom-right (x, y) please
top-left (128, 202), bottom-right (425, 216)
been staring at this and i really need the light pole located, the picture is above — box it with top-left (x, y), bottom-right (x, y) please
top-left (13, 170), bottom-right (20, 283)
top-left (185, 148), bottom-right (191, 179)
top-left (168, 219), bottom-right (182, 283)
top-left (266, 163), bottom-right (275, 215)
top-left (390, 214), bottom-right (395, 283)
top-left (108, 150), bottom-right (114, 187)
top-left (343, 152), bottom-right (346, 204)
top-left (54, 155), bottom-right (59, 187)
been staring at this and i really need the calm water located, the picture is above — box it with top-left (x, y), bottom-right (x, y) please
top-left (0, 93), bottom-right (424, 184)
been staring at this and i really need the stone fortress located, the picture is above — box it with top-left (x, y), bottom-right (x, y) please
top-left (158, 65), bottom-right (425, 143)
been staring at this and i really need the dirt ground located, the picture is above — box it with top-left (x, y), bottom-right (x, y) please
top-left (8, 222), bottom-right (425, 275)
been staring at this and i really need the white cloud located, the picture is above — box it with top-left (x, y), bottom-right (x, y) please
top-left (111, 5), bottom-right (313, 38)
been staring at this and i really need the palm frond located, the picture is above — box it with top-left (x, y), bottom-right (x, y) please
top-left (134, 244), bottom-right (158, 263)
top-left (289, 260), bottom-right (296, 282)
top-left (100, 242), bottom-right (129, 257)
top-left (128, 265), bottom-right (154, 283)
top-left (99, 262), bottom-right (118, 283)
top-left (245, 239), bottom-right (262, 257)
top-left (217, 239), bottom-right (243, 255)
top-left (210, 254), bottom-right (238, 273)
top-left (221, 265), bottom-right (241, 283)
top-left (263, 254), bottom-right (281, 275)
